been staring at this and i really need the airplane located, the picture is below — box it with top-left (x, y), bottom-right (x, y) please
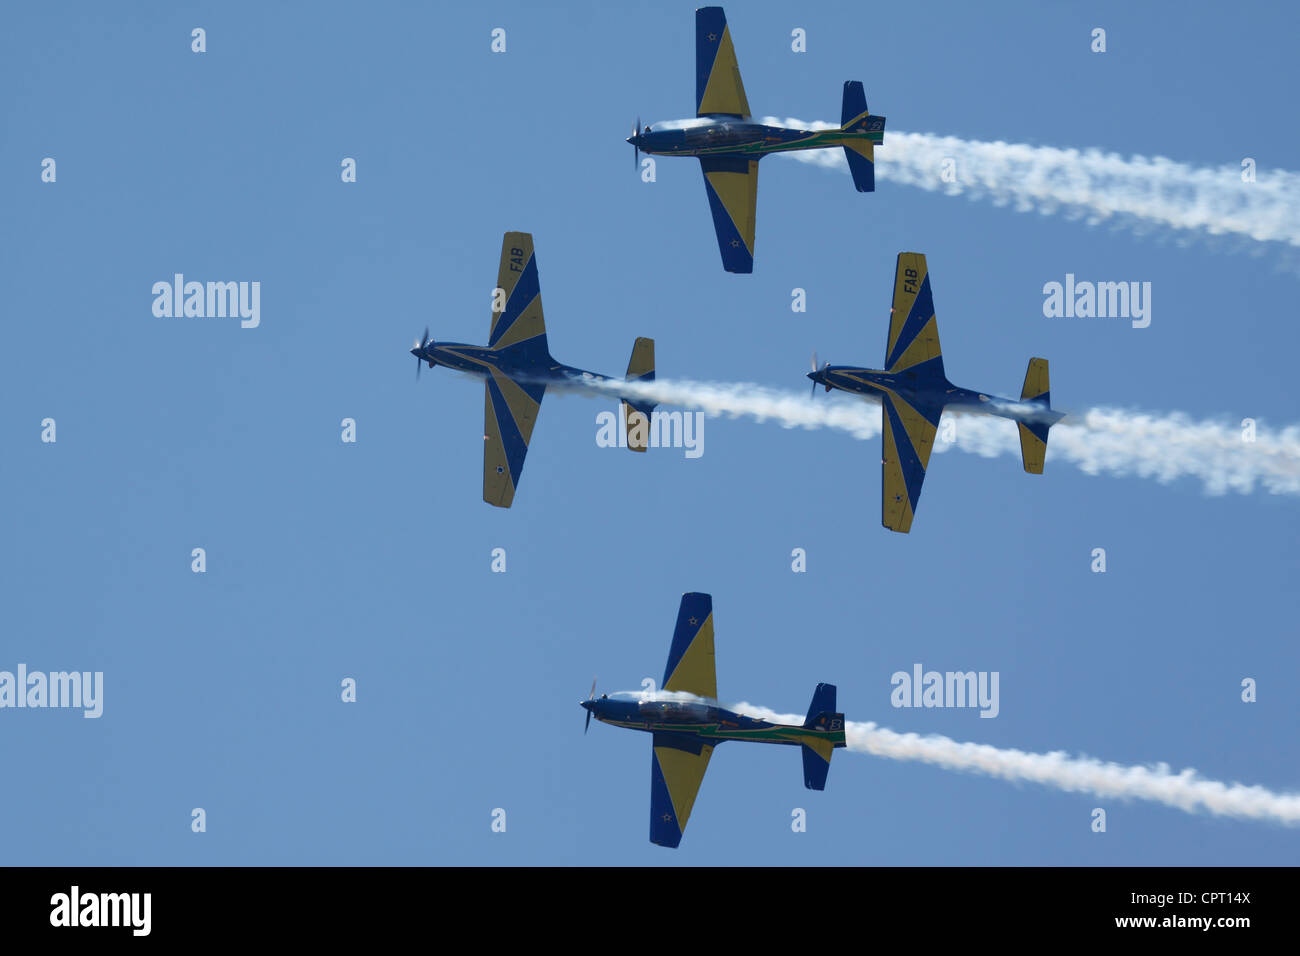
top-left (807, 252), bottom-right (1066, 533)
top-left (411, 231), bottom-right (658, 508)
top-left (581, 592), bottom-right (846, 848)
top-left (626, 6), bottom-right (886, 273)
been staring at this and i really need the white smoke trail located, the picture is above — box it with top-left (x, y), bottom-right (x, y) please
top-left (733, 703), bottom-right (1300, 826)
top-left (615, 692), bottom-right (1300, 825)
top-left (584, 376), bottom-right (1300, 497)
top-left (763, 117), bottom-right (1300, 251)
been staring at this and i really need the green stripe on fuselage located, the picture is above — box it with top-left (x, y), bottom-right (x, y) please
top-left (685, 130), bottom-right (882, 159)
top-left (603, 718), bottom-right (843, 747)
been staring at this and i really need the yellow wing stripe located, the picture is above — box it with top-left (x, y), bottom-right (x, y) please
top-left (705, 162), bottom-right (757, 255)
top-left (881, 407), bottom-right (915, 533)
top-left (482, 383), bottom-right (515, 508)
top-left (888, 315), bottom-right (942, 374)
top-left (880, 390), bottom-right (938, 534)
top-left (886, 252), bottom-right (942, 370)
top-left (493, 369), bottom-right (543, 446)
top-left (489, 232), bottom-right (535, 344)
top-left (654, 743), bottom-right (713, 831)
top-left (889, 392), bottom-right (939, 473)
top-left (663, 612), bottom-right (717, 701)
top-left (491, 299), bottom-right (545, 351)
top-left (698, 26), bottom-right (750, 117)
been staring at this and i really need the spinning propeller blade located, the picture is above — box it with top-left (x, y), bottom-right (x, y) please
top-left (414, 328), bottom-right (431, 381)
top-left (585, 676), bottom-right (597, 734)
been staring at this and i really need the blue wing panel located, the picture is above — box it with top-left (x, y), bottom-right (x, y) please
top-left (486, 376), bottom-right (530, 488)
top-left (699, 157), bottom-right (756, 274)
top-left (695, 7), bottom-right (749, 117)
top-left (650, 732), bottom-right (713, 848)
top-left (489, 249), bottom-right (544, 350)
top-left (880, 392), bottom-right (941, 532)
top-left (886, 273), bottom-right (937, 371)
top-left (662, 592), bottom-right (716, 699)
top-left (649, 745), bottom-right (684, 848)
top-left (884, 254), bottom-right (943, 376)
top-left (883, 394), bottom-right (929, 514)
top-left (483, 372), bottom-right (546, 507)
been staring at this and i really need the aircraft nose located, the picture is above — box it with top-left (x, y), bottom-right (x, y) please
top-left (580, 700), bottom-right (594, 711)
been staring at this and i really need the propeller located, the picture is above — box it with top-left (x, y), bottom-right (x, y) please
top-left (809, 351), bottom-right (829, 397)
top-left (631, 116), bottom-right (641, 171)
top-left (413, 327), bottom-right (430, 381)
top-left (585, 676), bottom-right (597, 734)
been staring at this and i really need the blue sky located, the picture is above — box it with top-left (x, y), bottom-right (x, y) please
top-left (2, 0), bottom-right (1298, 864)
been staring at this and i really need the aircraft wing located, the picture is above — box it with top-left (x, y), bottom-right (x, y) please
top-left (881, 392), bottom-right (940, 533)
top-left (662, 592), bottom-right (717, 700)
top-left (699, 157), bottom-right (758, 274)
top-left (650, 732), bottom-right (714, 848)
top-left (483, 369), bottom-right (545, 508)
top-left (884, 252), bottom-right (943, 374)
top-left (695, 7), bottom-right (750, 117)
top-left (488, 231), bottom-right (548, 355)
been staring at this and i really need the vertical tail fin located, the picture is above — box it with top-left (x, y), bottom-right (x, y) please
top-left (1017, 357), bottom-right (1052, 475)
top-left (800, 683), bottom-right (846, 791)
top-left (621, 337), bottom-right (656, 453)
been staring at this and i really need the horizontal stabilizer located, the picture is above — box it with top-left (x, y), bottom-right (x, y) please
top-left (843, 142), bottom-right (875, 192)
top-left (804, 683), bottom-right (837, 726)
top-left (841, 80), bottom-right (869, 128)
top-left (841, 81), bottom-right (882, 192)
top-left (1020, 357), bottom-right (1050, 404)
top-left (622, 337), bottom-right (657, 452)
top-left (1018, 358), bottom-right (1052, 475)
top-left (801, 683), bottom-right (844, 790)
top-left (802, 742), bottom-right (832, 791)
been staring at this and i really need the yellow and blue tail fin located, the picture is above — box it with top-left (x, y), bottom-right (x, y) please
top-left (621, 337), bottom-right (656, 453)
top-left (1017, 357), bottom-right (1053, 475)
top-left (800, 683), bottom-right (846, 791)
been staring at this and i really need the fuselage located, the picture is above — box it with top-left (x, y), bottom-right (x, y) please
top-left (581, 695), bottom-right (837, 749)
top-left (412, 341), bottom-right (613, 389)
top-left (810, 365), bottom-right (1065, 427)
top-left (628, 115), bottom-right (882, 160)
